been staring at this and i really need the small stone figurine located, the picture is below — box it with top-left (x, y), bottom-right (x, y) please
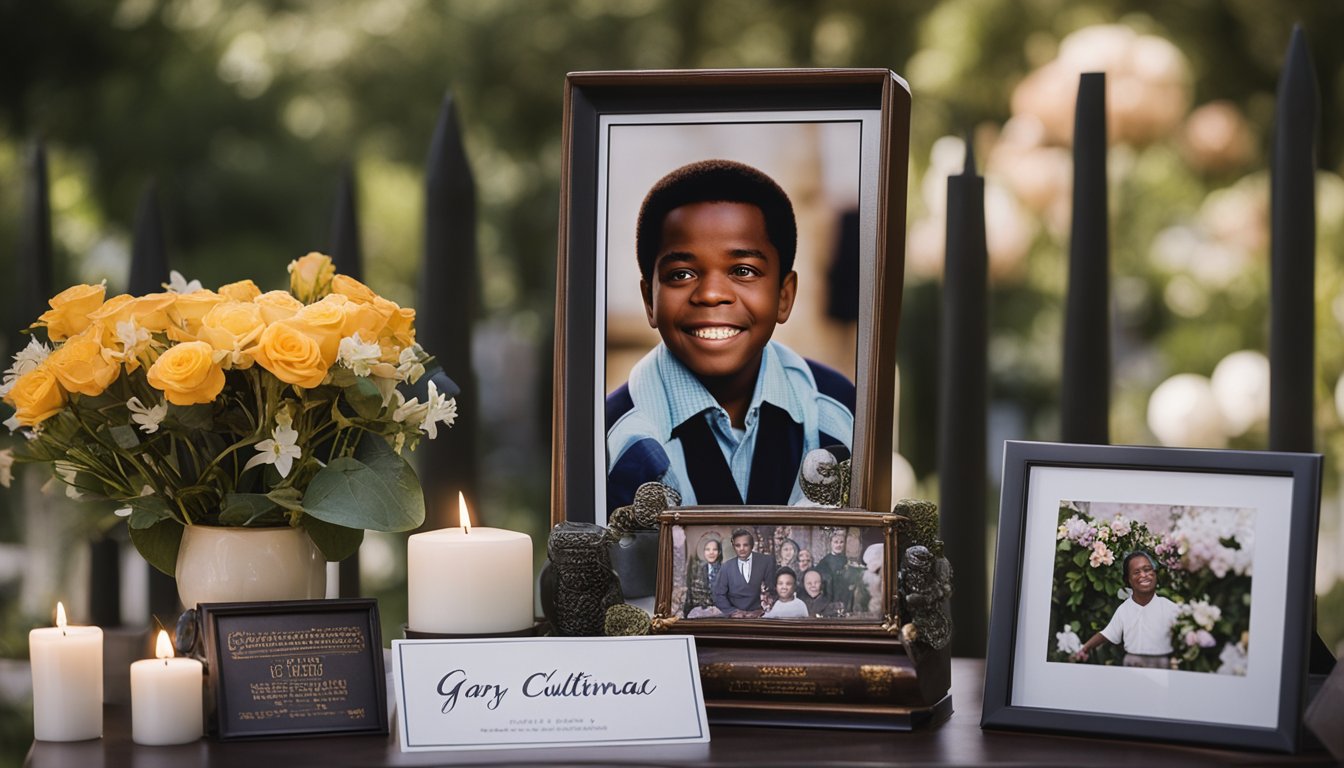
top-left (538, 521), bottom-right (624, 636)
top-left (899, 544), bottom-right (954, 653)
top-left (607, 481), bottom-right (681, 540)
top-left (798, 446), bottom-right (852, 507)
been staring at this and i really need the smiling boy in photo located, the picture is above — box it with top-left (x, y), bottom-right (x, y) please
top-left (605, 159), bottom-right (855, 512)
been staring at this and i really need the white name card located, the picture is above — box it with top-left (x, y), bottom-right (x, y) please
top-left (391, 635), bottom-right (710, 752)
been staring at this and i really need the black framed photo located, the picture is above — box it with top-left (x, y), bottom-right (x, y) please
top-left (651, 508), bottom-right (901, 639)
top-left (983, 441), bottom-right (1322, 752)
top-left (198, 598), bottom-right (388, 740)
top-left (552, 69), bottom-right (911, 527)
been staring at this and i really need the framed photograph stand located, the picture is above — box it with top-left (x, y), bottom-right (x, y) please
top-left (549, 67), bottom-right (938, 730)
top-left (652, 508), bottom-right (951, 731)
top-left (198, 598), bottom-right (388, 740)
top-left (983, 441), bottom-right (1322, 752)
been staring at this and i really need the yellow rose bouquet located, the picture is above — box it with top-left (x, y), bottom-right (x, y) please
top-left (0, 252), bottom-right (455, 574)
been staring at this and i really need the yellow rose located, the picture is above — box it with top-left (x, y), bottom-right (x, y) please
top-left (5, 365), bottom-right (67, 426)
top-left (45, 327), bottom-right (121, 397)
top-left (218, 279), bottom-right (262, 302)
top-left (331, 274), bottom-right (379, 304)
top-left (37, 283), bottom-right (106, 341)
top-left (249, 322), bottom-right (328, 388)
top-left (371, 297), bottom-right (416, 347)
top-left (146, 341), bottom-right (226, 406)
top-left (168, 290), bottom-right (225, 340)
top-left (198, 302), bottom-right (266, 369)
top-left (288, 252), bottom-right (336, 304)
top-left (127, 293), bottom-right (176, 333)
top-left (87, 294), bottom-right (136, 334)
top-left (254, 290), bottom-right (304, 324)
top-left (286, 295), bottom-right (348, 365)
top-left (342, 302), bottom-right (387, 342)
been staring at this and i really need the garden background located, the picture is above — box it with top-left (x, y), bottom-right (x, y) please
top-left (1, 1), bottom-right (1343, 762)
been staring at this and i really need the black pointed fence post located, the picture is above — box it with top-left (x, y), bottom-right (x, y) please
top-left (328, 166), bottom-right (363, 598)
top-left (329, 166), bottom-right (362, 280)
top-left (1267, 27), bottom-right (1334, 672)
top-left (1060, 73), bottom-right (1110, 445)
top-left (418, 93), bottom-right (479, 530)
top-left (126, 181), bottom-right (180, 623)
top-left (939, 138), bottom-right (989, 657)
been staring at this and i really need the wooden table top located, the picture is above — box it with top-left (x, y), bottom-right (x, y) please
top-left (26, 658), bottom-right (1335, 767)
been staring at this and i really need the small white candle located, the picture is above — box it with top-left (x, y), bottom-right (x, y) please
top-left (131, 630), bottom-right (203, 746)
top-left (29, 602), bottom-right (103, 741)
top-left (407, 493), bottom-right (533, 634)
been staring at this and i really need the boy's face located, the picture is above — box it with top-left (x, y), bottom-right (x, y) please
top-left (776, 573), bottom-right (796, 601)
top-left (732, 534), bottom-right (754, 560)
top-left (830, 532), bottom-right (845, 554)
top-left (798, 549), bottom-right (813, 571)
top-left (1128, 556), bottom-right (1157, 597)
top-left (642, 201), bottom-right (797, 381)
top-left (703, 541), bottom-right (720, 563)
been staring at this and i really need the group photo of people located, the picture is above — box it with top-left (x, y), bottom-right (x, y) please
top-left (668, 523), bottom-right (886, 620)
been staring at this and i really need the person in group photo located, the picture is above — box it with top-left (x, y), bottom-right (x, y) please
top-left (799, 567), bottom-right (830, 616)
top-left (1073, 550), bottom-right (1181, 668)
top-left (712, 528), bottom-right (776, 617)
top-left (777, 536), bottom-right (801, 572)
top-left (683, 533), bottom-right (724, 618)
top-left (797, 547), bottom-right (814, 573)
top-left (605, 159), bottom-right (856, 513)
top-left (762, 567), bottom-right (809, 618)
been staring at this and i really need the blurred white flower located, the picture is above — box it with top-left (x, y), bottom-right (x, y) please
top-left (126, 396), bottom-right (167, 434)
top-left (1210, 351), bottom-right (1269, 437)
top-left (164, 270), bottom-right (203, 294)
top-left (1089, 541), bottom-right (1115, 567)
top-left (337, 334), bottom-right (381, 377)
top-left (1056, 626), bottom-right (1082, 655)
top-left (1216, 639), bottom-right (1249, 676)
top-left (1182, 100), bottom-right (1255, 173)
top-left (1147, 374), bottom-right (1227, 448)
top-left (0, 337), bottom-right (52, 398)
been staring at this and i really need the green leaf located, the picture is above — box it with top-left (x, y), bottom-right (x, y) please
top-left (167, 403), bottom-right (213, 431)
top-left (1057, 540), bottom-right (1071, 552)
top-left (129, 518), bottom-right (184, 576)
top-left (267, 486), bottom-right (305, 512)
top-left (344, 377), bottom-right (385, 421)
top-left (302, 436), bottom-right (424, 532)
top-left (107, 424), bottom-right (141, 450)
top-left (301, 516), bottom-right (365, 562)
top-left (127, 495), bottom-right (175, 529)
top-left (220, 493), bottom-right (287, 526)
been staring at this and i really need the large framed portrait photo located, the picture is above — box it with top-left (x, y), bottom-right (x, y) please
top-left (983, 441), bottom-right (1322, 752)
top-left (552, 69), bottom-right (910, 527)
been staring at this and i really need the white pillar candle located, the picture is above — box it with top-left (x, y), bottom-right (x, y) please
top-left (408, 493), bottom-right (533, 634)
top-left (131, 630), bottom-right (203, 746)
top-left (29, 602), bottom-right (103, 741)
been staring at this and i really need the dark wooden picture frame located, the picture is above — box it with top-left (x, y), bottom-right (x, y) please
top-left (551, 69), bottom-right (910, 527)
top-left (983, 441), bottom-right (1322, 752)
top-left (199, 598), bottom-right (388, 740)
top-left (651, 507), bottom-right (903, 640)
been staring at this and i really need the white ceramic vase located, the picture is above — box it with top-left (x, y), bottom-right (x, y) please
top-left (175, 525), bottom-right (326, 608)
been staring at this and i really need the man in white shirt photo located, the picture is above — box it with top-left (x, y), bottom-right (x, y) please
top-left (1073, 551), bottom-right (1181, 669)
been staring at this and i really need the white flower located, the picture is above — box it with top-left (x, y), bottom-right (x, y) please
top-left (0, 448), bottom-right (13, 489)
top-left (1109, 514), bottom-right (1132, 537)
top-left (396, 345), bottom-right (426, 383)
top-left (393, 394), bottom-right (426, 427)
top-left (163, 270), bottom-right (203, 294)
top-left (1190, 600), bottom-right (1222, 631)
top-left (337, 334), bottom-right (382, 377)
top-left (1089, 541), bottom-right (1115, 568)
top-left (114, 485), bottom-right (156, 518)
top-left (1216, 640), bottom-right (1249, 676)
top-left (54, 463), bottom-right (84, 500)
top-left (126, 397), bottom-right (167, 434)
top-left (1055, 626), bottom-right (1082, 656)
top-left (244, 424), bottom-right (303, 478)
top-left (0, 338), bottom-right (52, 398)
top-left (419, 381), bottom-right (457, 439)
top-left (108, 320), bottom-right (152, 365)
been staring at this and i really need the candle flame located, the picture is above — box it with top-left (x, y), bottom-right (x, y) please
top-left (459, 491), bottom-right (472, 534)
top-left (55, 602), bottom-right (67, 631)
top-left (155, 630), bottom-right (175, 660)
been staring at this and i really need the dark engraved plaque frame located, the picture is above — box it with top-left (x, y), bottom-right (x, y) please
top-left (199, 598), bottom-right (388, 740)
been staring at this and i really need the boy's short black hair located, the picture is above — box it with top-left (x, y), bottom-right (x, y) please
top-left (1121, 550), bottom-right (1157, 588)
top-left (636, 159), bottom-right (797, 284)
top-left (775, 566), bottom-right (797, 584)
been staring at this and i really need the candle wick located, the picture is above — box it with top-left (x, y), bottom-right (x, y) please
top-left (61, 629), bottom-right (66, 638)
